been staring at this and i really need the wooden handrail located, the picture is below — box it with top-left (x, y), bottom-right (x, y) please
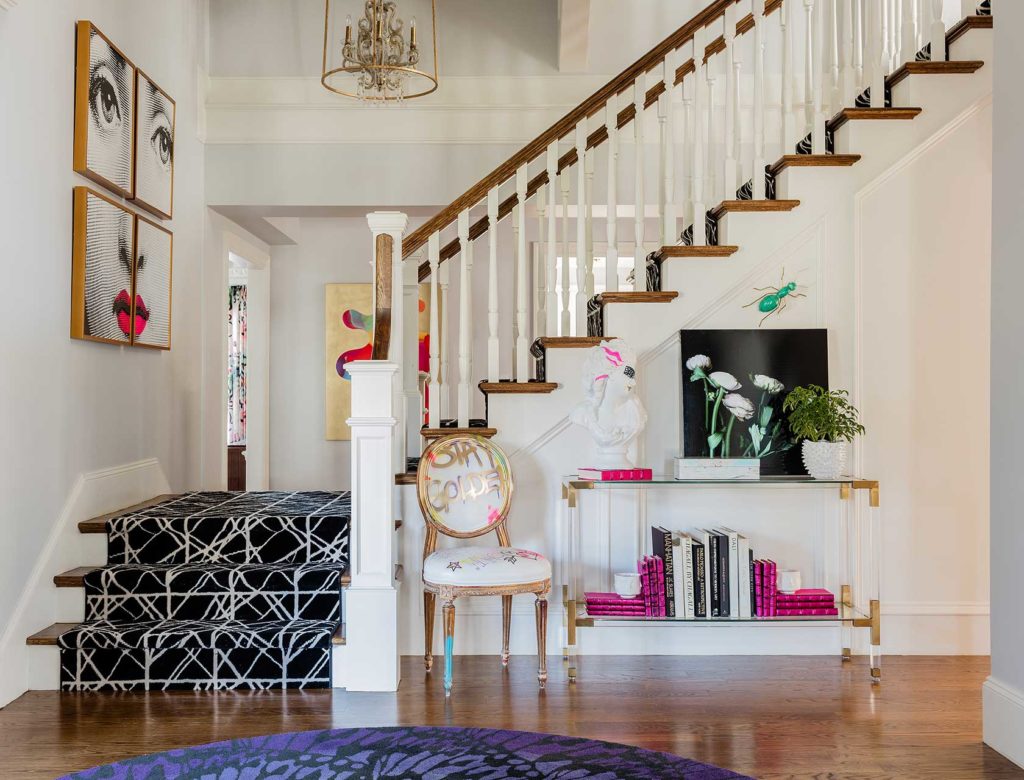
top-left (410, 0), bottom-right (785, 279)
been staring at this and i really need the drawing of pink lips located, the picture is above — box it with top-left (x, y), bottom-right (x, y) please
top-left (602, 346), bottom-right (623, 365)
top-left (487, 506), bottom-right (500, 524)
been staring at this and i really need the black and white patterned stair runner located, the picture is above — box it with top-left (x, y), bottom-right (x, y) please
top-left (59, 491), bottom-right (350, 691)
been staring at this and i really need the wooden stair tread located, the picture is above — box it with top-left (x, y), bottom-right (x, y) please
top-left (887, 60), bottom-right (985, 89)
top-left (659, 245), bottom-right (738, 258)
top-left (479, 381), bottom-right (558, 394)
top-left (332, 623), bottom-right (346, 645)
top-left (421, 427), bottom-right (497, 438)
top-left (947, 15), bottom-right (992, 47)
top-left (769, 154), bottom-right (861, 176)
top-left (395, 472), bottom-right (417, 485)
top-left (27, 623), bottom-right (77, 646)
top-left (828, 107), bottom-right (922, 133)
top-left (79, 494), bottom-right (176, 534)
top-left (54, 566), bottom-right (100, 587)
top-left (534, 336), bottom-right (606, 349)
top-left (596, 291), bottom-right (679, 304)
top-left (711, 200), bottom-right (800, 219)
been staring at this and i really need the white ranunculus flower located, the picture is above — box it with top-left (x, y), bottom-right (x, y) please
top-left (686, 354), bottom-right (711, 371)
top-left (753, 374), bottom-right (784, 394)
top-left (723, 393), bottom-right (755, 421)
top-left (708, 371), bottom-right (741, 391)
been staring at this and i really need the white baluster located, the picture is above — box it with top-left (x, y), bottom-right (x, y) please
top-left (427, 232), bottom-right (441, 428)
top-left (515, 164), bottom-right (529, 380)
top-left (679, 79), bottom-right (693, 239)
top-left (812, 0), bottom-right (826, 153)
top-left (854, 0), bottom-right (864, 89)
top-left (902, 0), bottom-right (918, 63)
top-left (661, 50), bottom-right (678, 248)
top-left (929, 0), bottom-right (945, 62)
top-left (584, 146), bottom-right (596, 302)
top-left (536, 183), bottom-right (547, 340)
top-left (804, 0), bottom-right (816, 140)
top-left (560, 168), bottom-right (571, 335)
top-left (606, 99), bottom-right (620, 292)
top-left (782, 0), bottom-right (795, 153)
top-left (733, 53), bottom-right (743, 192)
top-left (438, 251), bottom-right (451, 421)
top-left (873, 0), bottom-right (889, 108)
top-left (828, 0), bottom-right (841, 115)
top-left (545, 142), bottom-right (559, 335)
top-left (753, 0), bottom-right (766, 198)
top-left (842, 0), bottom-right (856, 105)
top-left (706, 72), bottom-right (718, 204)
top-left (456, 209), bottom-right (473, 427)
top-left (574, 122), bottom-right (589, 333)
top-left (632, 77), bottom-right (646, 288)
top-left (512, 202), bottom-right (520, 364)
top-left (723, 3), bottom-right (739, 201)
top-left (692, 28), bottom-right (707, 246)
top-left (891, 0), bottom-right (901, 72)
top-left (486, 189), bottom-right (500, 383)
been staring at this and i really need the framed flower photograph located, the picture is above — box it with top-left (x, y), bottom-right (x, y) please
top-left (680, 329), bottom-right (829, 475)
top-left (71, 186), bottom-right (135, 346)
top-left (74, 21), bottom-right (135, 199)
top-left (132, 69), bottom-right (175, 219)
top-left (131, 215), bottom-right (173, 350)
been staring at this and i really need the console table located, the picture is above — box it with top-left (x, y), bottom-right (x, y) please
top-left (559, 476), bottom-right (881, 684)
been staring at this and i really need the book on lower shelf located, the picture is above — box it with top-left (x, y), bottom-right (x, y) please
top-left (578, 467), bottom-right (653, 481)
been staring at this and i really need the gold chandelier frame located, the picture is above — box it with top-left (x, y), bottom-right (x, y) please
top-left (321, 0), bottom-right (439, 102)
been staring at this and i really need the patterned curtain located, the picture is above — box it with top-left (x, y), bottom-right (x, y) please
top-left (227, 285), bottom-right (247, 445)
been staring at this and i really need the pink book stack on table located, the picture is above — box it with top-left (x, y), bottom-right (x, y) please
top-left (584, 592), bottom-right (645, 617)
top-left (775, 588), bottom-right (839, 616)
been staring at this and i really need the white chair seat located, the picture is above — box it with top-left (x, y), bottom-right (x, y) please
top-left (423, 546), bottom-right (552, 588)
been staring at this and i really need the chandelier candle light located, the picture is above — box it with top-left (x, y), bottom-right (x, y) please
top-left (322, 0), bottom-right (438, 102)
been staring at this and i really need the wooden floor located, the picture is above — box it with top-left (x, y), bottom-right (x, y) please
top-left (0, 656), bottom-right (1020, 779)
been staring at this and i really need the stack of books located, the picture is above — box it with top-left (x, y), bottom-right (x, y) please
top-left (583, 592), bottom-right (645, 616)
top-left (775, 588), bottom-right (838, 616)
top-left (578, 467), bottom-right (653, 481)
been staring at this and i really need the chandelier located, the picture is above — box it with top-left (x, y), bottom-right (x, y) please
top-left (322, 0), bottom-right (439, 102)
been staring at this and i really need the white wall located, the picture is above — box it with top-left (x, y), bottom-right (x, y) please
top-left (0, 0), bottom-right (207, 669)
top-left (985, 0), bottom-right (1024, 767)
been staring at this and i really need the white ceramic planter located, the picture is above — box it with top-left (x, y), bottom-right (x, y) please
top-left (801, 440), bottom-right (848, 479)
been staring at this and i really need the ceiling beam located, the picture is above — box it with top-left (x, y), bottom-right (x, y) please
top-left (558, 0), bottom-right (591, 73)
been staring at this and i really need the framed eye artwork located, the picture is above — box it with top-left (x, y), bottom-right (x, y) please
top-left (132, 69), bottom-right (175, 220)
top-left (73, 21), bottom-right (136, 199)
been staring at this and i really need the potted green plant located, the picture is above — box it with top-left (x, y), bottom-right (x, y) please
top-left (782, 385), bottom-right (865, 479)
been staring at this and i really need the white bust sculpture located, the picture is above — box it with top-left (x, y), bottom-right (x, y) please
top-left (570, 339), bottom-right (648, 468)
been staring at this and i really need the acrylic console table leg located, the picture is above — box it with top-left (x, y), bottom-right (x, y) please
top-left (564, 482), bottom-right (583, 683)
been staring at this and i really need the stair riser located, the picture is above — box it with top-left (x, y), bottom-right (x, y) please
top-left (890, 68), bottom-right (988, 116)
top-left (949, 27), bottom-right (993, 63)
top-left (60, 646), bottom-right (330, 691)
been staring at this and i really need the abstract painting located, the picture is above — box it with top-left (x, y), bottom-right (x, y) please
top-left (132, 215), bottom-right (173, 349)
top-left (74, 22), bottom-right (135, 198)
top-left (680, 329), bottom-right (828, 475)
top-left (133, 69), bottom-right (175, 219)
top-left (325, 284), bottom-right (434, 440)
top-left (71, 187), bottom-right (135, 345)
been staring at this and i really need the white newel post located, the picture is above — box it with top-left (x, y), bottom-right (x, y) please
top-left (366, 211), bottom-right (408, 474)
top-left (343, 361), bottom-right (400, 691)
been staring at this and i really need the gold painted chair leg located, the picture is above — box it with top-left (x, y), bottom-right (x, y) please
top-left (501, 594), bottom-right (512, 667)
top-left (535, 596), bottom-right (548, 688)
top-left (423, 592), bottom-right (436, 672)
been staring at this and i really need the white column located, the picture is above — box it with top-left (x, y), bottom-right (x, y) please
top-left (486, 188), bottom-right (500, 383)
top-left (782, 0), bottom-right (796, 153)
top-left (605, 99), bottom-right (620, 292)
top-left (515, 164), bottom-right (530, 380)
top-left (928, 0), bottom-right (946, 62)
top-left (456, 209), bottom-right (473, 426)
top-left (575, 121), bottom-right (589, 331)
top-left (427, 232), bottom-right (441, 428)
top-left (723, 4), bottom-right (739, 200)
top-left (366, 210), bottom-right (408, 472)
top-left (546, 142), bottom-right (560, 334)
top-left (692, 28), bottom-right (707, 245)
top-left (536, 183), bottom-right (548, 339)
top-left (753, 0), bottom-right (767, 199)
top-left (343, 361), bottom-right (400, 691)
top-left (560, 169), bottom-right (571, 335)
top-left (633, 76), bottom-right (647, 286)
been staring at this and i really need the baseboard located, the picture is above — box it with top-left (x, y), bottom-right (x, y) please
top-left (983, 677), bottom-right (1024, 769)
top-left (0, 458), bottom-right (170, 709)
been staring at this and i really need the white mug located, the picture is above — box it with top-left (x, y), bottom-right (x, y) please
top-left (614, 572), bottom-right (642, 598)
top-left (778, 569), bottom-right (802, 594)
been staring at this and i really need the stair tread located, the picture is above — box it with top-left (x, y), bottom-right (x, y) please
top-left (79, 494), bottom-right (177, 533)
top-left (947, 15), bottom-right (992, 47)
top-left (887, 60), bottom-right (985, 89)
top-left (596, 291), bottom-right (679, 304)
top-left (27, 623), bottom-right (78, 646)
top-left (659, 245), bottom-right (738, 258)
top-left (54, 618), bottom-right (340, 650)
top-left (56, 562), bottom-right (353, 589)
top-left (769, 154), bottom-right (861, 176)
top-left (711, 199), bottom-right (800, 219)
top-left (534, 336), bottom-right (607, 349)
top-left (54, 566), bottom-right (101, 587)
top-left (395, 472), bottom-right (417, 485)
top-left (333, 623), bottom-right (346, 645)
top-left (828, 107), bottom-right (922, 133)
top-left (479, 381), bottom-right (559, 394)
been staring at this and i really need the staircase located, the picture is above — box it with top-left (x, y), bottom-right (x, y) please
top-left (28, 492), bottom-right (351, 691)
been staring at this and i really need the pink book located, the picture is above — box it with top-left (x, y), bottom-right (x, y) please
top-left (766, 560), bottom-right (778, 617)
top-left (754, 561), bottom-right (764, 617)
top-left (652, 555), bottom-right (666, 616)
top-left (585, 592), bottom-right (644, 604)
top-left (578, 467), bottom-right (654, 481)
top-left (639, 557), bottom-right (653, 617)
top-left (586, 606), bottom-right (648, 615)
top-left (776, 607), bottom-right (839, 616)
top-left (776, 589), bottom-right (835, 602)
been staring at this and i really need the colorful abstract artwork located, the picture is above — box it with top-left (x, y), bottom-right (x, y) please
top-left (325, 284), bottom-right (433, 440)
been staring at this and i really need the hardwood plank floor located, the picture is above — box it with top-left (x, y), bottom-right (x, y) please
top-left (0, 656), bottom-right (1019, 779)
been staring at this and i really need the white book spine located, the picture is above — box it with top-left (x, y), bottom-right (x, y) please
top-left (671, 537), bottom-right (686, 620)
top-left (677, 534), bottom-right (696, 619)
top-left (727, 531), bottom-right (740, 618)
top-left (738, 535), bottom-right (752, 619)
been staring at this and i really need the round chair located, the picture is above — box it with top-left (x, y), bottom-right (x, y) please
top-left (418, 434), bottom-right (551, 695)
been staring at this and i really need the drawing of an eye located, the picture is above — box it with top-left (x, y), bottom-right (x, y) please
top-left (89, 66), bottom-right (121, 130)
top-left (150, 114), bottom-right (172, 171)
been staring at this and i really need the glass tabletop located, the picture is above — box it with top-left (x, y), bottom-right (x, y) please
top-left (565, 475), bottom-right (874, 487)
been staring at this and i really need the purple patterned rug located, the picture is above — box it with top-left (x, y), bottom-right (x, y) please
top-left (60, 726), bottom-right (753, 779)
